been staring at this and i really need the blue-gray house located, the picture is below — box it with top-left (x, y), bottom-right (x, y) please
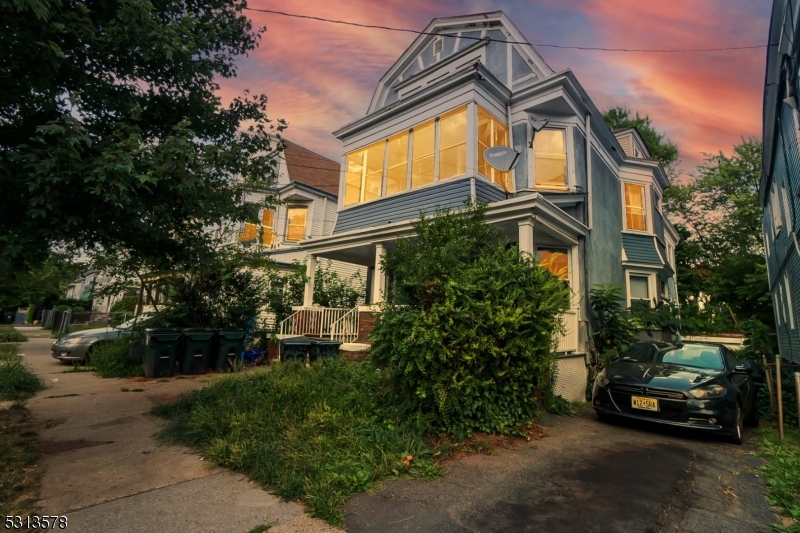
top-left (288, 11), bottom-right (679, 399)
top-left (762, 0), bottom-right (800, 363)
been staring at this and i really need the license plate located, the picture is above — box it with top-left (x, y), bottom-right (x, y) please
top-left (631, 396), bottom-right (659, 411)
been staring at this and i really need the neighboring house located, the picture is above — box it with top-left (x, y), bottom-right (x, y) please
top-left (65, 270), bottom-right (127, 313)
top-left (761, 0), bottom-right (800, 363)
top-left (285, 11), bottom-right (678, 401)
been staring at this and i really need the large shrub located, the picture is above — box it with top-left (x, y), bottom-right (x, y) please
top-left (370, 203), bottom-right (571, 437)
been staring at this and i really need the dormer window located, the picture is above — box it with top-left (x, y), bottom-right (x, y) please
top-left (434, 38), bottom-right (443, 55)
top-left (533, 129), bottom-right (567, 190)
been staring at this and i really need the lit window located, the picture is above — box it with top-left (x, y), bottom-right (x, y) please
top-left (238, 222), bottom-right (258, 242)
top-left (411, 120), bottom-right (435, 188)
top-left (629, 275), bottom-right (650, 304)
top-left (261, 209), bottom-right (276, 246)
top-left (438, 106), bottom-right (467, 180)
top-left (386, 132), bottom-right (409, 195)
top-left (624, 183), bottom-right (647, 231)
top-left (345, 151), bottom-right (364, 206)
top-left (533, 129), bottom-right (567, 189)
top-left (537, 248), bottom-right (569, 280)
top-left (477, 107), bottom-right (511, 190)
top-left (364, 142), bottom-right (385, 202)
top-left (286, 207), bottom-right (307, 241)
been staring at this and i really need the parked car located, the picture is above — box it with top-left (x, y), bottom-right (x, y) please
top-left (50, 315), bottom-right (152, 364)
top-left (592, 341), bottom-right (760, 444)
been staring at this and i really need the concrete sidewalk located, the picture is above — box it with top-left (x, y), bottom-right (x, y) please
top-left (15, 326), bottom-right (337, 533)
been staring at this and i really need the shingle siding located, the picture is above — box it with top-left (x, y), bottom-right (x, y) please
top-left (475, 179), bottom-right (507, 203)
top-left (622, 233), bottom-right (662, 265)
top-left (333, 178), bottom-right (472, 234)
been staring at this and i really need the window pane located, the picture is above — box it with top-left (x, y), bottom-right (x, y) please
top-left (364, 142), bottom-right (385, 201)
top-left (412, 120), bottom-right (435, 188)
top-left (630, 275), bottom-right (649, 300)
top-left (261, 210), bottom-right (276, 246)
top-left (439, 107), bottom-right (467, 180)
top-left (538, 249), bottom-right (569, 280)
top-left (345, 151), bottom-right (364, 206)
top-left (625, 183), bottom-right (646, 231)
top-left (386, 132), bottom-right (408, 195)
top-left (261, 209), bottom-right (274, 229)
top-left (477, 106), bottom-right (512, 191)
top-left (238, 222), bottom-right (258, 242)
top-left (286, 207), bottom-right (307, 241)
top-left (534, 130), bottom-right (566, 189)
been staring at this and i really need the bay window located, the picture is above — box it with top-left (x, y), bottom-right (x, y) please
top-left (533, 129), bottom-right (567, 189)
top-left (286, 207), bottom-right (307, 242)
top-left (386, 132), bottom-right (409, 195)
top-left (629, 274), bottom-right (651, 305)
top-left (477, 107), bottom-right (511, 190)
top-left (411, 119), bottom-right (436, 188)
top-left (261, 209), bottom-right (276, 246)
top-left (624, 183), bottom-right (647, 231)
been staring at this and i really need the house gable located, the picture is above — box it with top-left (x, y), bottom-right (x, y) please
top-left (367, 11), bottom-right (554, 114)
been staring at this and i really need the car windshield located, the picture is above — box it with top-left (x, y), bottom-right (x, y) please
top-left (617, 343), bottom-right (725, 371)
top-left (115, 315), bottom-right (152, 330)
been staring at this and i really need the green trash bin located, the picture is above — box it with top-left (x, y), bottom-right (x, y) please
top-left (181, 328), bottom-right (216, 375)
top-left (144, 329), bottom-right (183, 378)
top-left (309, 339), bottom-right (341, 362)
top-left (215, 329), bottom-right (246, 371)
top-left (280, 336), bottom-right (312, 362)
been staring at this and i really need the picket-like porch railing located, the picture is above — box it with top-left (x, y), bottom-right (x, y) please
top-left (329, 307), bottom-right (359, 343)
top-left (279, 307), bottom-right (355, 339)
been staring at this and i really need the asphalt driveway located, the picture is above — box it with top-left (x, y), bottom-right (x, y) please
top-left (344, 410), bottom-right (778, 533)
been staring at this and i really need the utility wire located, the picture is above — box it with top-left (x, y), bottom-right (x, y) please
top-left (243, 7), bottom-right (768, 53)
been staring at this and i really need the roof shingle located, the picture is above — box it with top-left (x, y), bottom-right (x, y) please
top-left (283, 140), bottom-right (340, 196)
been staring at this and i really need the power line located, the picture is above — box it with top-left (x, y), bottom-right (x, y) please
top-left (244, 7), bottom-right (767, 53)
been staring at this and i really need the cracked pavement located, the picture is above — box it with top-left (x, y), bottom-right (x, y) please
top-left (344, 410), bottom-right (777, 532)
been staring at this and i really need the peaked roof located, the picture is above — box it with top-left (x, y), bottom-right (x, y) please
top-left (283, 140), bottom-right (339, 196)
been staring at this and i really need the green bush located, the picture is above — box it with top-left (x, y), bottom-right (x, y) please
top-left (755, 426), bottom-right (800, 530)
top-left (0, 326), bottom-right (27, 343)
top-left (24, 306), bottom-right (35, 325)
top-left (370, 203), bottom-right (571, 438)
top-left (90, 338), bottom-right (144, 378)
top-left (0, 360), bottom-right (44, 401)
top-left (153, 360), bottom-right (438, 526)
top-left (589, 284), bottom-right (641, 363)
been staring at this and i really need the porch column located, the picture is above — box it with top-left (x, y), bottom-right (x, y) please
top-left (303, 254), bottom-right (317, 307)
top-left (372, 244), bottom-right (387, 304)
top-left (518, 217), bottom-right (535, 256)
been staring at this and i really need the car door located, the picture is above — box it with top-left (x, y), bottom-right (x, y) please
top-left (723, 347), bottom-right (751, 409)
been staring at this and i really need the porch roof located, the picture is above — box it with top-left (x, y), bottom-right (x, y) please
top-left (299, 193), bottom-right (588, 266)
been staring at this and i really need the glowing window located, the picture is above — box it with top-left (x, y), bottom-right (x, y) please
top-left (477, 107), bottom-right (511, 191)
top-left (438, 106), bottom-right (467, 180)
top-left (411, 120), bottom-right (435, 188)
top-left (386, 132), bottom-right (409, 195)
top-left (345, 151), bottom-right (364, 206)
top-left (533, 129), bottom-right (567, 189)
top-left (286, 207), bottom-right (307, 242)
top-left (238, 222), bottom-right (258, 242)
top-left (537, 248), bottom-right (569, 280)
top-left (624, 183), bottom-right (646, 231)
top-left (261, 209), bottom-right (276, 246)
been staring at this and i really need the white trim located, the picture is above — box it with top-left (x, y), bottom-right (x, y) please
top-left (785, 274), bottom-right (795, 329)
top-left (625, 270), bottom-right (656, 308)
top-left (621, 181), bottom-right (651, 234)
top-left (531, 125), bottom-right (570, 191)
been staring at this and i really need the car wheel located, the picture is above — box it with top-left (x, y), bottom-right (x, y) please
top-left (729, 403), bottom-right (744, 445)
top-left (744, 394), bottom-right (760, 428)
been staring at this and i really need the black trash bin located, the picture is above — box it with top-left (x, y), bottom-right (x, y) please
top-left (144, 329), bottom-right (182, 378)
top-left (181, 328), bottom-right (216, 374)
top-left (309, 339), bottom-right (342, 361)
top-left (214, 329), bottom-right (246, 371)
top-left (280, 336), bottom-right (312, 362)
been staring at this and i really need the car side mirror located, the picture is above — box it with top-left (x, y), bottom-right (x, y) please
top-left (734, 362), bottom-right (754, 374)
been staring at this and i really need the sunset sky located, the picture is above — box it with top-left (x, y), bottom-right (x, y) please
top-left (224, 1), bottom-right (772, 178)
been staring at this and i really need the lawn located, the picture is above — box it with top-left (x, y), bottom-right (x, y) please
top-left (755, 425), bottom-right (800, 532)
top-left (0, 344), bottom-right (45, 402)
top-left (153, 359), bottom-right (440, 526)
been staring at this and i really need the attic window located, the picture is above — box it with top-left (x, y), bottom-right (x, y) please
top-left (434, 39), bottom-right (443, 55)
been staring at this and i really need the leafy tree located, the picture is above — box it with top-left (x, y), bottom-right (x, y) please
top-left (371, 203), bottom-right (571, 437)
top-left (0, 251), bottom-right (81, 310)
top-left (602, 107), bottom-right (679, 172)
top-left (313, 260), bottom-right (365, 309)
top-left (1, 0), bottom-right (284, 274)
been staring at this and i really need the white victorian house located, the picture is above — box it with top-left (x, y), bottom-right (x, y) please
top-left (279, 12), bottom-right (678, 401)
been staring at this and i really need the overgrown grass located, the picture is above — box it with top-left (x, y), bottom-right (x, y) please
top-left (0, 345), bottom-right (44, 402)
top-left (90, 338), bottom-right (144, 378)
top-left (153, 360), bottom-right (440, 526)
top-left (0, 344), bottom-right (20, 360)
top-left (0, 405), bottom-right (41, 517)
top-left (756, 425), bottom-right (800, 532)
top-left (0, 326), bottom-right (27, 343)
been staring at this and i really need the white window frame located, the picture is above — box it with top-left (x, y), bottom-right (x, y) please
top-left (772, 184), bottom-right (783, 235)
top-left (782, 180), bottom-right (793, 230)
top-left (284, 205), bottom-right (309, 242)
top-left (785, 274), bottom-right (795, 329)
top-left (622, 181), bottom-right (651, 234)
top-left (626, 271), bottom-right (656, 308)
top-left (530, 125), bottom-right (571, 191)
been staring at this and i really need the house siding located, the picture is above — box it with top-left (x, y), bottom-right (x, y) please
top-left (475, 179), bottom-right (507, 203)
top-left (573, 128), bottom-right (587, 192)
top-left (586, 151), bottom-right (624, 292)
top-left (333, 178), bottom-right (472, 234)
top-left (512, 123), bottom-right (528, 191)
top-left (622, 233), bottom-right (662, 265)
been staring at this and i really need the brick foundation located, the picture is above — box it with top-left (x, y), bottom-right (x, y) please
top-left (357, 312), bottom-right (379, 343)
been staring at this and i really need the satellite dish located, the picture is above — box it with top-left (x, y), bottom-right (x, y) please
top-left (529, 114), bottom-right (549, 132)
top-left (483, 146), bottom-right (521, 172)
